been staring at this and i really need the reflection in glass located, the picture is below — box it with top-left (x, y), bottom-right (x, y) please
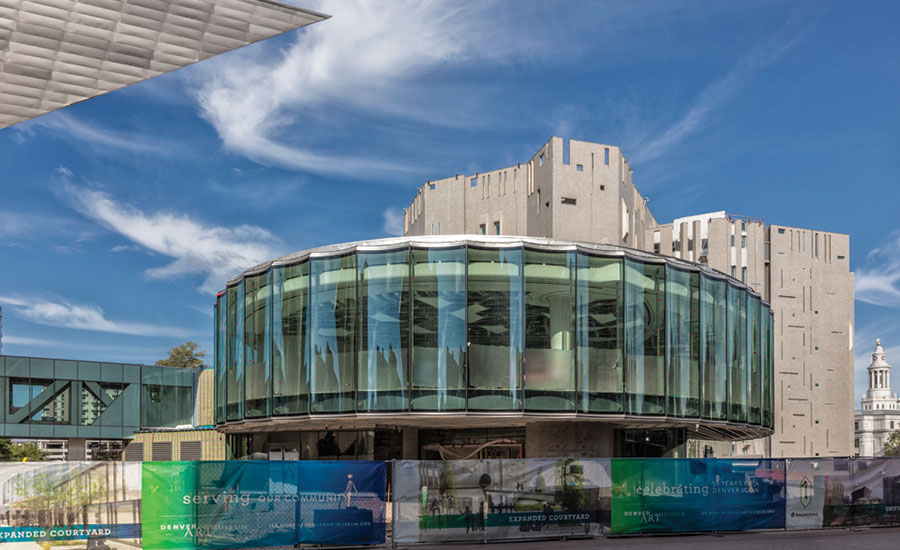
top-left (309, 254), bottom-right (357, 413)
top-left (624, 259), bottom-right (666, 415)
top-left (766, 311), bottom-right (774, 428)
top-left (748, 296), bottom-right (762, 424)
top-left (701, 275), bottom-right (727, 420)
top-left (411, 247), bottom-right (466, 411)
top-left (244, 272), bottom-right (271, 418)
top-left (215, 293), bottom-right (226, 424)
top-left (523, 250), bottom-right (575, 411)
top-left (82, 383), bottom-right (124, 425)
top-left (576, 254), bottom-right (623, 412)
top-left (467, 247), bottom-right (523, 410)
top-left (275, 263), bottom-right (310, 415)
top-left (225, 283), bottom-right (244, 421)
top-left (667, 268), bottom-right (700, 417)
top-left (728, 285), bottom-right (747, 422)
top-left (358, 249), bottom-right (409, 412)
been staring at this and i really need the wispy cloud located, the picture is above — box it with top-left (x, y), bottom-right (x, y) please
top-left (25, 112), bottom-right (180, 157)
top-left (69, 186), bottom-right (285, 293)
top-left (631, 12), bottom-right (815, 164)
top-left (0, 296), bottom-right (188, 338)
top-left (0, 210), bottom-right (99, 245)
top-left (195, 0), bottom-right (535, 178)
top-left (382, 208), bottom-right (403, 236)
top-left (856, 232), bottom-right (900, 308)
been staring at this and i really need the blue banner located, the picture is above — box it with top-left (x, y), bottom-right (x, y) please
top-left (611, 458), bottom-right (785, 534)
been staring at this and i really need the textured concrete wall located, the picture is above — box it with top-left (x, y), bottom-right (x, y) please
top-left (403, 137), bottom-right (657, 246)
top-left (525, 422), bottom-right (614, 458)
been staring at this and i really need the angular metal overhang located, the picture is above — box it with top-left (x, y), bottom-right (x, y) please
top-left (0, 0), bottom-right (328, 129)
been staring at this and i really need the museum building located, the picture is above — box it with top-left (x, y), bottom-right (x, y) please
top-left (214, 235), bottom-right (774, 460)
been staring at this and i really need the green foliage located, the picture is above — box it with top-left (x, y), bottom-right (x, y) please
top-left (884, 431), bottom-right (900, 457)
top-left (0, 439), bottom-right (48, 462)
top-left (156, 341), bottom-right (207, 368)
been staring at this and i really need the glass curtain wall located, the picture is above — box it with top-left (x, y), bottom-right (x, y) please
top-left (728, 285), bottom-right (747, 422)
top-left (225, 283), bottom-right (244, 421)
top-left (214, 243), bottom-right (775, 427)
top-left (357, 249), bottom-right (409, 412)
top-left (275, 262), bottom-right (310, 415)
top-left (524, 249), bottom-right (575, 412)
top-left (624, 259), bottom-right (665, 415)
top-left (467, 247), bottom-right (523, 410)
top-left (700, 275), bottom-right (727, 420)
top-left (575, 254), bottom-right (623, 412)
top-left (215, 293), bottom-right (226, 424)
top-left (748, 295), bottom-right (762, 424)
top-left (244, 273), bottom-right (271, 418)
top-left (309, 255), bottom-right (357, 413)
top-left (410, 247), bottom-right (466, 411)
top-left (666, 268), bottom-right (700, 417)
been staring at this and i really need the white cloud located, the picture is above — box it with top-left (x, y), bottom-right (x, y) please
top-left (382, 208), bottom-right (404, 237)
top-left (856, 232), bottom-right (900, 308)
top-left (34, 112), bottom-right (180, 156)
top-left (0, 296), bottom-right (188, 338)
top-left (194, 0), bottom-right (531, 178)
top-left (56, 165), bottom-right (72, 177)
top-left (69, 186), bottom-right (284, 293)
top-left (632, 14), bottom-right (814, 164)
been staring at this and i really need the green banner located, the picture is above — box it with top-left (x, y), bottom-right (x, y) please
top-left (142, 462), bottom-right (198, 549)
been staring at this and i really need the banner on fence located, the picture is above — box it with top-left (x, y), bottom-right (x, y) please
top-left (0, 462), bottom-right (141, 546)
top-left (610, 458), bottom-right (785, 534)
top-left (142, 461), bottom-right (386, 549)
top-left (785, 458), bottom-right (853, 529)
top-left (847, 458), bottom-right (900, 527)
top-left (392, 458), bottom-right (611, 543)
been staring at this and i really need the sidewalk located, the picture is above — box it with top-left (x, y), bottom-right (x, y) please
top-left (396, 527), bottom-right (900, 549)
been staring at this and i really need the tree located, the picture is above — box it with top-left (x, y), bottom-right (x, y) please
top-left (156, 341), bottom-right (207, 368)
top-left (884, 431), bottom-right (900, 457)
top-left (0, 439), bottom-right (48, 461)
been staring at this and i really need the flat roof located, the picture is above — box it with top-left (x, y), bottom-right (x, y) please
top-left (0, 0), bottom-right (328, 130)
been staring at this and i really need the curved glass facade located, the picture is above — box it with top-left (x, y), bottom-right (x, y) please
top-left (215, 239), bottom-right (774, 431)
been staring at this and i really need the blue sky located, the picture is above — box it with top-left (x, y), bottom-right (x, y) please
top-left (0, 0), bottom-right (898, 405)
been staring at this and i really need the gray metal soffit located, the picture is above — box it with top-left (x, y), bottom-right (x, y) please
top-left (0, 0), bottom-right (328, 130)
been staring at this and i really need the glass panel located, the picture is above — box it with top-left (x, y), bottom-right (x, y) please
top-left (215, 293), bottom-right (227, 424)
top-left (82, 383), bottom-right (124, 425)
top-left (31, 384), bottom-right (70, 424)
top-left (700, 275), bottom-right (727, 420)
top-left (225, 283), bottom-right (245, 421)
top-left (10, 379), bottom-right (30, 415)
top-left (310, 254), bottom-right (357, 413)
top-left (761, 304), bottom-right (770, 428)
top-left (728, 285), bottom-right (747, 422)
top-left (524, 249), bottom-right (575, 411)
top-left (467, 247), bottom-right (523, 410)
top-left (767, 311), bottom-right (775, 428)
top-left (748, 295), bottom-right (761, 424)
top-left (358, 249), bottom-right (409, 412)
top-left (275, 262), bottom-right (310, 415)
top-left (410, 247), bottom-right (466, 411)
top-left (666, 267), bottom-right (700, 417)
top-left (624, 259), bottom-right (665, 415)
top-left (141, 366), bottom-right (162, 428)
top-left (576, 254), bottom-right (623, 413)
top-left (244, 272), bottom-right (271, 418)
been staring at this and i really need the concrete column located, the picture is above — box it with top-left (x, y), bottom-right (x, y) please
top-left (67, 438), bottom-right (87, 461)
top-left (525, 422), bottom-right (614, 458)
top-left (402, 428), bottom-right (418, 460)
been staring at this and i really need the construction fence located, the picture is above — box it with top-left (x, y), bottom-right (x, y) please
top-left (0, 457), bottom-right (898, 548)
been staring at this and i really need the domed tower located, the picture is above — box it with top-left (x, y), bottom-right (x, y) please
top-left (861, 339), bottom-right (897, 410)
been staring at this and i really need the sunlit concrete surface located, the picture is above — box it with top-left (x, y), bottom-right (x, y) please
top-left (0, 0), bottom-right (328, 129)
